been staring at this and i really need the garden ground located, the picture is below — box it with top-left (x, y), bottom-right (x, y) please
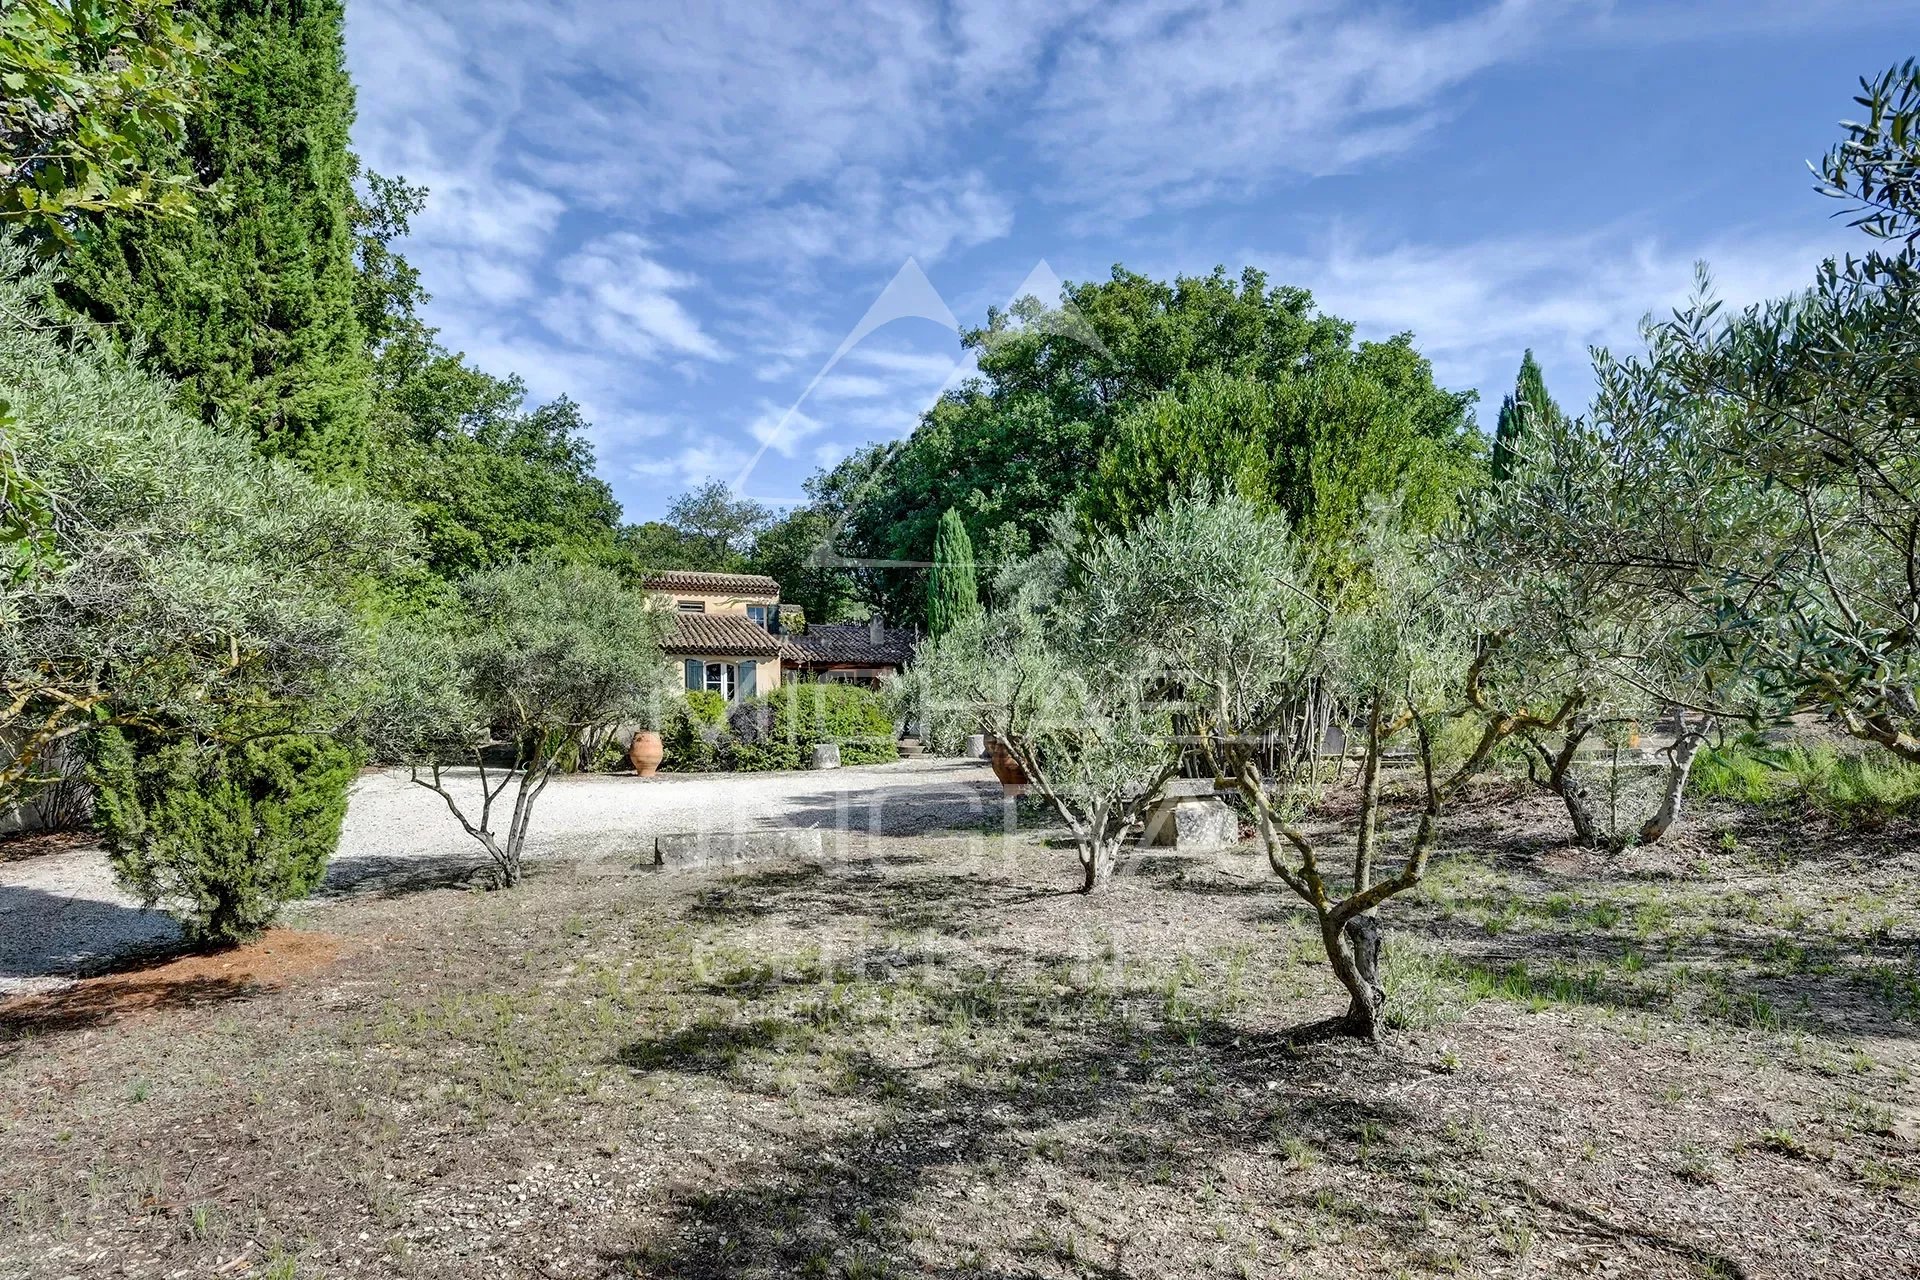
top-left (1, 765), bottom-right (1916, 1279)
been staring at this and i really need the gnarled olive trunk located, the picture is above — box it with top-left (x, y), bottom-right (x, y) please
top-left (1330, 913), bottom-right (1387, 1041)
top-left (1079, 835), bottom-right (1121, 894)
top-left (1639, 715), bottom-right (1711, 845)
top-left (1530, 721), bottom-right (1603, 848)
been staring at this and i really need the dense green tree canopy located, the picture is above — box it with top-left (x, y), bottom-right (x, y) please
top-left (1079, 337), bottom-right (1478, 575)
top-left (59, 0), bottom-right (370, 479)
top-left (817, 265), bottom-right (1478, 623)
top-left (368, 326), bottom-right (620, 585)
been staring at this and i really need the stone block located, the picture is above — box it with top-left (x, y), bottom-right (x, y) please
top-left (964, 734), bottom-right (987, 759)
top-left (654, 828), bottom-right (826, 871)
top-left (1141, 796), bottom-right (1238, 850)
top-left (810, 743), bottom-right (842, 769)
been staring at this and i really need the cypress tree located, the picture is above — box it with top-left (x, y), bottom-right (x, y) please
top-left (61, 0), bottom-right (370, 480)
top-left (1491, 349), bottom-right (1562, 483)
top-left (926, 507), bottom-right (981, 638)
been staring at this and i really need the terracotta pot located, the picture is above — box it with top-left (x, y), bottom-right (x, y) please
top-left (985, 736), bottom-right (1029, 795)
top-left (628, 730), bottom-right (665, 778)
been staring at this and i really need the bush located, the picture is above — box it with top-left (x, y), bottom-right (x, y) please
top-left (663, 684), bottom-right (897, 772)
top-left (663, 690), bottom-right (729, 771)
top-left (91, 729), bottom-right (358, 944)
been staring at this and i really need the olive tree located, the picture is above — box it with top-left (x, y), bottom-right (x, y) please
top-left (0, 240), bottom-right (410, 806)
top-left (1486, 64), bottom-right (1920, 769)
top-left (1452, 485), bottom-right (1730, 850)
top-left (1078, 491), bottom-right (1484, 1041)
top-left (915, 520), bottom-right (1181, 893)
top-left (360, 561), bottom-right (668, 887)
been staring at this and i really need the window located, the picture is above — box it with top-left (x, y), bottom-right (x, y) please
top-left (677, 599), bottom-right (706, 613)
top-left (703, 662), bottom-right (736, 698)
top-left (746, 604), bottom-right (769, 629)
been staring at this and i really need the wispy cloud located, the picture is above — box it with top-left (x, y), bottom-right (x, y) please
top-left (1257, 222), bottom-right (1854, 418)
top-left (540, 234), bottom-right (724, 363)
top-left (345, 0), bottom-right (1904, 520)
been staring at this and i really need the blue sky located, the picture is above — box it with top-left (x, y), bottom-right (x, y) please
top-left (344, 0), bottom-right (1918, 523)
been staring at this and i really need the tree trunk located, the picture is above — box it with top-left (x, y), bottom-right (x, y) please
top-left (1341, 915), bottom-right (1387, 1040)
top-left (1353, 695), bottom-right (1384, 895)
top-left (1546, 722), bottom-right (1602, 848)
top-left (1640, 715), bottom-right (1711, 845)
top-left (1079, 835), bottom-right (1118, 894)
top-left (1318, 912), bottom-right (1386, 1042)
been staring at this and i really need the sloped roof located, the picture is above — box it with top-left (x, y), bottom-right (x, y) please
top-left (641, 570), bottom-right (779, 597)
top-left (662, 613), bottom-right (782, 657)
top-left (781, 622), bottom-right (917, 668)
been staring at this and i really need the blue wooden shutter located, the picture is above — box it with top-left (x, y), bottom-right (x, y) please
top-left (739, 660), bottom-right (757, 697)
top-left (684, 659), bottom-right (701, 690)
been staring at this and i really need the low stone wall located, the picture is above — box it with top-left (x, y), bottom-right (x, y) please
top-left (654, 828), bottom-right (826, 871)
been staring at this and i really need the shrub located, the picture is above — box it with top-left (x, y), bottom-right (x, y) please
top-left (663, 690), bottom-right (728, 772)
top-left (91, 729), bottom-right (358, 945)
top-left (664, 684), bottom-right (897, 772)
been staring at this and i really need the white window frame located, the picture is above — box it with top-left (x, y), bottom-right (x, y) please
top-left (703, 662), bottom-right (736, 698)
top-left (746, 603), bottom-right (769, 629)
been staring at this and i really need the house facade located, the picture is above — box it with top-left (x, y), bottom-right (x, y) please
top-left (643, 570), bottom-right (918, 699)
top-left (646, 571), bottom-right (785, 699)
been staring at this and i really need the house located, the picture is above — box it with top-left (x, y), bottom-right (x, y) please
top-left (646, 570), bottom-right (785, 698)
top-left (780, 618), bottom-right (918, 687)
top-left (643, 570), bottom-right (917, 698)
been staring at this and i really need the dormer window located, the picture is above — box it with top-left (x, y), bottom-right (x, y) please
top-left (676, 599), bottom-right (706, 613)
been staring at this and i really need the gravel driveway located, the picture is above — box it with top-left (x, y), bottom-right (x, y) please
top-left (0, 757), bottom-right (1004, 996)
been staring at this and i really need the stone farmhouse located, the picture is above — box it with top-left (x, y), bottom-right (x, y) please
top-left (643, 571), bottom-right (919, 698)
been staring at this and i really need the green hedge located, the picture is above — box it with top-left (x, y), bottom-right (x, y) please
top-left (662, 684), bottom-right (897, 772)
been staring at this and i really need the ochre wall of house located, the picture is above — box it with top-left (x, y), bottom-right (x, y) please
top-left (655, 593), bottom-right (775, 618)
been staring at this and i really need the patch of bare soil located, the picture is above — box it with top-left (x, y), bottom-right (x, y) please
top-left (0, 828), bottom-right (96, 866)
top-left (0, 929), bottom-right (348, 1034)
top-left (0, 791), bottom-right (1915, 1280)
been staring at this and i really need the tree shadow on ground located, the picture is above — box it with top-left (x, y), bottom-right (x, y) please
top-left (598, 1003), bottom-right (1751, 1280)
top-left (315, 851), bottom-right (493, 901)
top-left (0, 883), bottom-right (179, 983)
top-left (0, 972), bottom-right (268, 1054)
top-left (683, 858), bottom-right (1074, 938)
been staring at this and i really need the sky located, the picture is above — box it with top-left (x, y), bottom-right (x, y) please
top-left (344, 0), bottom-right (1919, 524)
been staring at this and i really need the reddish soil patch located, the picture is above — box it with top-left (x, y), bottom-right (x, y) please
top-left (0, 929), bottom-right (347, 1032)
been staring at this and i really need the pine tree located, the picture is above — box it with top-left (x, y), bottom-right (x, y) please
top-left (1491, 349), bottom-right (1562, 483)
top-left (60, 0), bottom-right (370, 480)
top-left (926, 507), bottom-right (981, 638)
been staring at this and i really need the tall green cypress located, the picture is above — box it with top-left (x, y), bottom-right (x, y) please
top-left (61, 0), bottom-right (370, 480)
top-left (926, 507), bottom-right (981, 638)
top-left (1491, 350), bottom-right (1562, 483)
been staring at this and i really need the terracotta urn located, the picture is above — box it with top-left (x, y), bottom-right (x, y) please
top-left (629, 730), bottom-right (665, 778)
top-left (985, 736), bottom-right (1029, 795)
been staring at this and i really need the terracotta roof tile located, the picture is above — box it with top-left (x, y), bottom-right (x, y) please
top-left (780, 622), bottom-right (917, 668)
top-left (662, 613), bottom-right (782, 656)
top-left (641, 570), bottom-right (779, 596)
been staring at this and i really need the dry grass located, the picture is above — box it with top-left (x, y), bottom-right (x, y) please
top-left (0, 785), bottom-right (1916, 1279)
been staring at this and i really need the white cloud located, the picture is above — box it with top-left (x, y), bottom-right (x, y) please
top-left (539, 234), bottom-right (724, 363)
top-left (1256, 222), bottom-right (1854, 418)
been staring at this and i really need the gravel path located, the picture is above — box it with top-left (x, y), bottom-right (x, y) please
top-left (0, 758), bottom-right (1003, 996)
